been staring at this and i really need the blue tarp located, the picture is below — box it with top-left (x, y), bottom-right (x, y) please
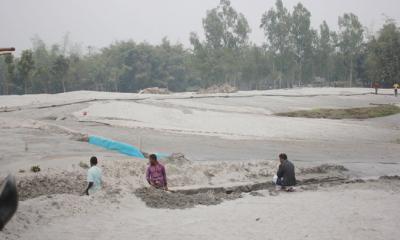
top-left (88, 135), bottom-right (145, 159)
top-left (155, 152), bottom-right (170, 159)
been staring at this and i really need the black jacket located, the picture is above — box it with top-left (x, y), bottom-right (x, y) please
top-left (277, 160), bottom-right (296, 186)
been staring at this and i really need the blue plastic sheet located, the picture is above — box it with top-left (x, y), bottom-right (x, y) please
top-left (155, 152), bottom-right (170, 159)
top-left (88, 135), bottom-right (145, 159)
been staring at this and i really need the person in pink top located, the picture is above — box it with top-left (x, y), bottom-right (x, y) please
top-left (146, 154), bottom-right (168, 190)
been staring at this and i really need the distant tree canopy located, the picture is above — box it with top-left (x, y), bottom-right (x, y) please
top-left (1, 0), bottom-right (399, 95)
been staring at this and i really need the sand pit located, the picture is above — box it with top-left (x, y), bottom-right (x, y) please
top-left (134, 187), bottom-right (241, 209)
top-left (132, 161), bottom-right (353, 210)
top-left (133, 170), bottom-right (352, 209)
top-left (132, 170), bottom-right (400, 210)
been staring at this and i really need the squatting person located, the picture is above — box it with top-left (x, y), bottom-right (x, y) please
top-left (273, 153), bottom-right (296, 191)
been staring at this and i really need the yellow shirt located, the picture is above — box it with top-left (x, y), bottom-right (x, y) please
top-left (394, 84), bottom-right (399, 89)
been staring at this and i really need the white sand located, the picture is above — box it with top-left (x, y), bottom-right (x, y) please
top-left (0, 88), bottom-right (399, 239)
top-left (0, 87), bottom-right (388, 109)
top-left (74, 100), bottom-right (397, 141)
top-left (4, 182), bottom-right (400, 240)
top-left (70, 88), bottom-right (399, 142)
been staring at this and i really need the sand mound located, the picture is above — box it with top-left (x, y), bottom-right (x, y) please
top-left (16, 171), bottom-right (122, 201)
top-left (164, 153), bottom-right (191, 165)
top-left (165, 159), bottom-right (275, 187)
top-left (17, 172), bottom-right (87, 200)
top-left (139, 87), bottom-right (171, 94)
top-left (100, 154), bottom-right (276, 188)
top-left (300, 164), bottom-right (348, 174)
top-left (379, 175), bottom-right (400, 180)
top-left (197, 83), bottom-right (238, 94)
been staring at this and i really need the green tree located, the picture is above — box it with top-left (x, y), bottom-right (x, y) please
top-left (51, 55), bottom-right (70, 92)
top-left (261, 0), bottom-right (293, 88)
top-left (290, 3), bottom-right (313, 86)
top-left (240, 45), bottom-right (272, 89)
top-left (17, 50), bottom-right (35, 94)
top-left (315, 21), bottom-right (336, 83)
top-left (338, 13), bottom-right (364, 87)
top-left (191, 0), bottom-right (251, 87)
top-left (3, 54), bottom-right (15, 94)
top-left (203, 0), bottom-right (250, 49)
top-left (5, 6), bottom-right (400, 95)
top-left (366, 21), bottom-right (400, 86)
top-left (31, 37), bottom-right (53, 93)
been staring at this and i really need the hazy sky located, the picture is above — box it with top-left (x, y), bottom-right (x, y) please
top-left (1, 0), bottom-right (399, 53)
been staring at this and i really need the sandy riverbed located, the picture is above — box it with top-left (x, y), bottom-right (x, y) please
top-left (0, 88), bottom-right (400, 239)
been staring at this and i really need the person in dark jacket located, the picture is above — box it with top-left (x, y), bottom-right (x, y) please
top-left (273, 153), bottom-right (296, 191)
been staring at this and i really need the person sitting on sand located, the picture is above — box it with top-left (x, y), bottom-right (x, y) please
top-left (273, 153), bottom-right (296, 191)
top-left (84, 156), bottom-right (102, 195)
top-left (146, 154), bottom-right (168, 190)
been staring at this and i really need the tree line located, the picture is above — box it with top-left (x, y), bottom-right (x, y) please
top-left (1, 0), bottom-right (399, 95)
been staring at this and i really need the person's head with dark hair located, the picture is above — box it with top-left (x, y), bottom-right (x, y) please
top-left (279, 153), bottom-right (288, 163)
top-left (149, 154), bottom-right (158, 166)
top-left (90, 156), bottom-right (98, 166)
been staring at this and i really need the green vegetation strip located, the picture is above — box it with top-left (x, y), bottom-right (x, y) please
top-left (276, 104), bottom-right (400, 119)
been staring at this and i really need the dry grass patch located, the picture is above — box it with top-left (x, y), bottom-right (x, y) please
top-left (276, 104), bottom-right (400, 119)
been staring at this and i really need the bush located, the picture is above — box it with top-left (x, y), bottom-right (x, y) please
top-left (30, 165), bottom-right (41, 173)
top-left (79, 161), bottom-right (89, 169)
